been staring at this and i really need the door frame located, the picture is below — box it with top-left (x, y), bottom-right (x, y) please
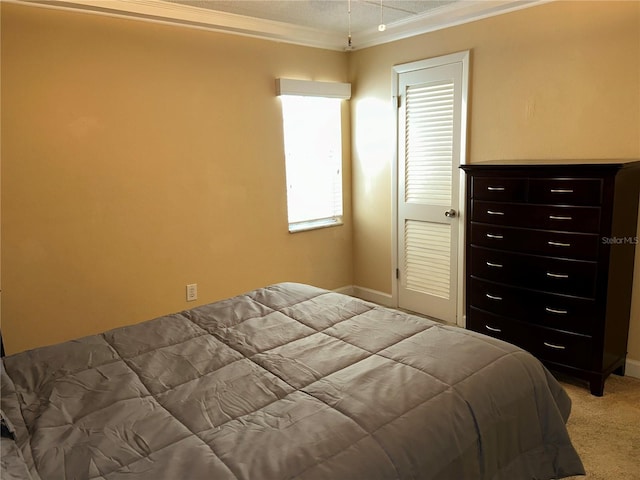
top-left (391, 50), bottom-right (470, 327)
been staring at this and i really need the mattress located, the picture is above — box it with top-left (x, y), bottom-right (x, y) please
top-left (1, 282), bottom-right (584, 479)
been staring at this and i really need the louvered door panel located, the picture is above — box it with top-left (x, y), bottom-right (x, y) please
top-left (404, 220), bottom-right (451, 299)
top-left (405, 82), bottom-right (454, 206)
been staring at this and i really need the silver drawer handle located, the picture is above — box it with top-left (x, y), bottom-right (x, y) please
top-left (485, 325), bottom-right (502, 333)
top-left (486, 233), bottom-right (504, 239)
top-left (487, 186), bottom-right (505, 191)
top-left (545, 307), bottom-right (568, 315)
top-left (548, 241), bottom-right (571, 247)
top-left (486, 262), bottom-right (503, 268)
top-left (544, 342), bottom-right (566, 350)
top-left (546, 272), bottom-right (569, 279)
top-left (550, 189), bottom-right (574, 193)
top-left (486, 293), bottom-right (502, 301)
top-left (549, 215), bottom-right (573, 221)
top-left (487, 210), bottom-right (504, 216)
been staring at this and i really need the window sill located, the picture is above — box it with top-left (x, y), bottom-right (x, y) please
top-left (288, 218), bottom-right (343, 233)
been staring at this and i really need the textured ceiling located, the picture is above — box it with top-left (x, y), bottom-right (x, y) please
top-left (166, 1), bottom-right (459, 34)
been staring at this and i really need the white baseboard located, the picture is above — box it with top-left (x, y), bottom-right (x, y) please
top-left (333, 285), bottom-right (354, 296)
top-left (333, 284), bottom-right (394, 307)
top-left (350, 285), bottom-right (394, 307)
top-left (625, 358), bottom-right (640, 379)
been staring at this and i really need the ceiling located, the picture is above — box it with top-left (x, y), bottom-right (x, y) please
top-left (166, 1), bottom-right (459, 34)
top-left (18, 0), bottom-right (547, 50)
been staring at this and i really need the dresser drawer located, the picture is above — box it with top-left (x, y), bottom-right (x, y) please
top-left (472, 201), bottom-right (601, 233)
top-left (469, 277), bottom-right (597, 334)
top-left (469, 277), bottom-right (537, 321)
top-left (467, 307), bottom-right (521, 344)
top-left (472, 177), bottom-right (527, 202)
top-left (467, 307), bottom-right (593, 370)
top-left (529, 178), bottom-right (603, 206)
top-left (470, 246), bottom-right (598, 297)
top-left (470, 223), bottom-right (600, 260)
top-left (526, 325), bottom-right (593, 370)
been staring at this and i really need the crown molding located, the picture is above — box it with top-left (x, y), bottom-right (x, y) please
top-left (354, 0), bottom-right (553, 49)
top-left (10, 0), bottom-right (551, 51)
top-left (10, 0), bottom-right (346, 50)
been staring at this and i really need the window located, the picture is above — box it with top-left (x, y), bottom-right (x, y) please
top-left (276, 79), bottom-right (350, 233)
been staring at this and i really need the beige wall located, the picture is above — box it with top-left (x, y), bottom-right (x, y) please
top-left (0, 3), bottom-right (353, 354)
top-left (349, 1), bottom-right (640, 360)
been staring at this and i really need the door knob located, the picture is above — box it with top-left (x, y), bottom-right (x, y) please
top-left (444, 209), bottom-right (457, 218)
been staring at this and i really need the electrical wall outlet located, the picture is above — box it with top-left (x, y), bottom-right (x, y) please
top-left (186, 283), bottom-right (198, 302)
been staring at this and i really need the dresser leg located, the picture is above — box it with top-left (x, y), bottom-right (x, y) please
top-left (589, 378), bottom-right (605, 397)
top-left (613, 363), bottom-right (626, 376)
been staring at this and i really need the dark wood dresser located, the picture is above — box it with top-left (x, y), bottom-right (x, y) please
top-left (461, 160), bottom-right (640, 396)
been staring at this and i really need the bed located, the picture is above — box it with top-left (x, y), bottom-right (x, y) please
top-left (1, 282), bottom-right (584, 480)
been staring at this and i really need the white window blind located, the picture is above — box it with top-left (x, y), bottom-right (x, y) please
top-left (277, 79), bottom-right (350, 233)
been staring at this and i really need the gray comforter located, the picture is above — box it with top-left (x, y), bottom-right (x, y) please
top-left (1, 282), bottom-right (584, 479)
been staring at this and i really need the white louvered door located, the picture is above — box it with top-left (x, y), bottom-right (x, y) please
top-left (396, 59), bottom-right (466, 323)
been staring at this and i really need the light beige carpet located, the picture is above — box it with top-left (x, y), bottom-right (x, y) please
top-left (559, 373), bottom-right (640, 480)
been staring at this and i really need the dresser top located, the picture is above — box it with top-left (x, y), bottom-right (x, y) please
top-left (461, 159), bottom-right (639, 167)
